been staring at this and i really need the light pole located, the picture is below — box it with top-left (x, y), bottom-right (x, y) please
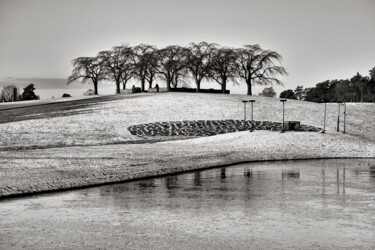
top-left (280, 99), bottom-right (287, 133)
top-left (249, 100), bottom-right (255, 132)
top-left (242, 100), bottom-right (249, 130)
top-left (322, 101), bottom-right (326, 133)
top-left (344, 102), bottom-right (346, 134)
top-left (337, 101), bottom-right (342, 132)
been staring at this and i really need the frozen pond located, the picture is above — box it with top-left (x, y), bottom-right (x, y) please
top-left (1, 159), bottom-right (375, 249)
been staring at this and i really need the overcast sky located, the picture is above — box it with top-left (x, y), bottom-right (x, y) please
top-left (0, 0), bottom-right (374, 93)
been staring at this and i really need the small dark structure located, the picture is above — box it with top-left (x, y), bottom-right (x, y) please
top-left (132, 85), bottom-right (142, 93)
top-left (283, 121), bottom-right (301, 131)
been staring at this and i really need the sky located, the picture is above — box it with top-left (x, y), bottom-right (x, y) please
top-left (0, 0), bottom-right (374, 96)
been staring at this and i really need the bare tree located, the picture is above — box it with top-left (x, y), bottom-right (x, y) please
top-left (0, 85), bottom-right (20, 102)
top-left (118, 46), bottom-right (135, 90)
top-left (186, 42), bottom-right (217, 92)
top-left (98, 45), bottom-right (134, 94)
top-left (157, 45), bottom-right (188, 91)
top-left (145, 49), bottom-right (159, 89)
top-left (133, 44), bottom-right (157, 92)
top-left (172, 67), bottom-right (189, 88)
top-left (67, 56), bottom-right (106, 95)
top-left (236, 45), bottom-right (287, 95)
top-left (209, 47), bottom-right (237, 93)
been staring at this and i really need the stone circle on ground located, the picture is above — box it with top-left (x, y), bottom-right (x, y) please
top-left (128, 120), bottom-right (321, 137)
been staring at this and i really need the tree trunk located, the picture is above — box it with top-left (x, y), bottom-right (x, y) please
top-left (141, 78), bottom-right (145, 92)
top-left (246, 80), bottom-right (252, 95)
top-left (166, 80), bottom-right (171, 92)
top-left (123, 82), bottom-right (126, 90)
top-left (222, 81), bottom-right (226, 93)
top-left (93, 81), bottom-right (98, 95)
top-left (116, 82), bottom-right (120, 94)
top-left (196, 80), bottom-right (201, 93)
top-left (148, 80), bottom-right (153, 89)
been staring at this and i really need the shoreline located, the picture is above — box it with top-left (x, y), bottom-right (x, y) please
top-left (1, 130), bottom-right (375, 199)
top-left (1, 156), bottom-right (374, 200)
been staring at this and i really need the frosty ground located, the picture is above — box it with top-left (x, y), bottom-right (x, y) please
top-left (0, 92), bottom-right (374, 197)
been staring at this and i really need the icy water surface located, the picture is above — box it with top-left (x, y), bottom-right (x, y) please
top-left (1, 159), bottom-right (375, 249)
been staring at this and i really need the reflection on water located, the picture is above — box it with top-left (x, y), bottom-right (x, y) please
top-left (1, 159), bottom-right (375, 249)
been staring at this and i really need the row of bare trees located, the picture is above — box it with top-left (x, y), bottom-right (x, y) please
top-left (67, 42), bottom-right (287, 95)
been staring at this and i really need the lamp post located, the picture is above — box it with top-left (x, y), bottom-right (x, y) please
top-left (322, 101), bottom-right (326, 133)
top-left (280, 99), bottom-right (287, 133)
top-left (337, 101), bottom-right (342, 132)
top-left (242, 100), bottom-right (249, 130)
top-left (344, 102), bottom-right (346, 134)
top-left (249, 100), bottom-right (255, 132)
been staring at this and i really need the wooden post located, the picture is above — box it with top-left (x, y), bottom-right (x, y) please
top-left (249, 100), bottom-right (255, 132)
top-left (322, 102), bottom-right (326, 133)
top-left (280, 99), bottom-right (287, 132)
top-left (242, 100), bottom-right (248, 130)
top-left (337, 102), bottom-right (342, 132)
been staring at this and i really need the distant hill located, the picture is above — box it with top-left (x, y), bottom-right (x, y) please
top-left (0, 77), bottom-right (84, 89)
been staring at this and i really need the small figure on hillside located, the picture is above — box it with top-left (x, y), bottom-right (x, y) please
top-left (132, 85), bottom-right (136, 94)
top-left (156, 84), bottom-right (159, 92)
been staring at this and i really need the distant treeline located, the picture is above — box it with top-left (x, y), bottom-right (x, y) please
top-left (0, 83), bottom-right (39, 102)
top-left (68, 42), bottom-right (287, 96)
top-left (280, 68), bottom-right (375, 102)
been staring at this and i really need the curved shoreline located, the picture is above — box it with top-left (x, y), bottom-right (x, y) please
top-left (1, 130), bottom-right (375, 199)
top-left (1, 156), bottom-right (374, 200)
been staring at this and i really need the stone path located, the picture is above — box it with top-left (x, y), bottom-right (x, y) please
top-left (128, 120), bottom-right (321, 137)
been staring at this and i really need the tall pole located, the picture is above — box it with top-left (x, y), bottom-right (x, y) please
top-left (322, 102), bottom-right (326, 133)
top-left (251, 101), bottom-right (253, 132)
top-left (282, 102), bottom-right (285, 130)
top-left (280, 99), bottom-right (287, 133)
top-left (344, 103), bottom-right (346, 134)
top-left (242, 100), bottom-right (248, 130)
top-left (249, 100), bottom-right (255, 132)
top-left (337, 102), bottom-right (342, 132)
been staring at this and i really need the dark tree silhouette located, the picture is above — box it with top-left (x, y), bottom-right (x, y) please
top-left (186, 42), bottom-right (217, 92)
top-left (259, 86), bottom-right (276, 97)
top-left (67, 56), bottom-right (106, 95)
top-left (294, 85), bottom-right (305, 100)
top-left (21, 83), bottom-right (39, 100)
top-left (119, 46), bottom-right (135, 90)
top-left (236, 45), bottom-right (287, 95)
top-left (133, 44), bottom-right (156, 92)
top-left (157, 45), bottom-right (188, 91)
top-left (209, 47), bottom-right (237, 93)
top-left (350, 72), bottom-right (368, 102)
top-left (98, 45), bottom-right (134, 94)
top-left (280, 89), bottom-right (296, 99)
top-left (145, 49), bottom-right (159, 89)
top-left (370, 67), bottom-right (375, 80)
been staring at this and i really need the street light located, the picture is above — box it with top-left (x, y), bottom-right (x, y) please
top-left (280, 99), bottom-right (287, 133)
top-left (322, 101), bottom-right (327, 133)
top-left (337, 101), bottom-right (342, 132)
top-left (343, 102), bottom-right (346, 134)
top-left (249, 100), bottom-right (255, 132)
top-left (242, 100), bottom-right (249, 130)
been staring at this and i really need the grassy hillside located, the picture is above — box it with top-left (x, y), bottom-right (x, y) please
top-left (0, 92), bottom-right (374, 150)
top-left (1, 92), bottom-right (375, 198)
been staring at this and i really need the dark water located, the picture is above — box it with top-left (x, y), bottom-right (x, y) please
top-left (1, 159), bottom-right (375, 249)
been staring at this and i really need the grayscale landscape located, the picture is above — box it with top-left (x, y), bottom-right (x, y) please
top-left (0, 0), bottom-right (374, 249)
